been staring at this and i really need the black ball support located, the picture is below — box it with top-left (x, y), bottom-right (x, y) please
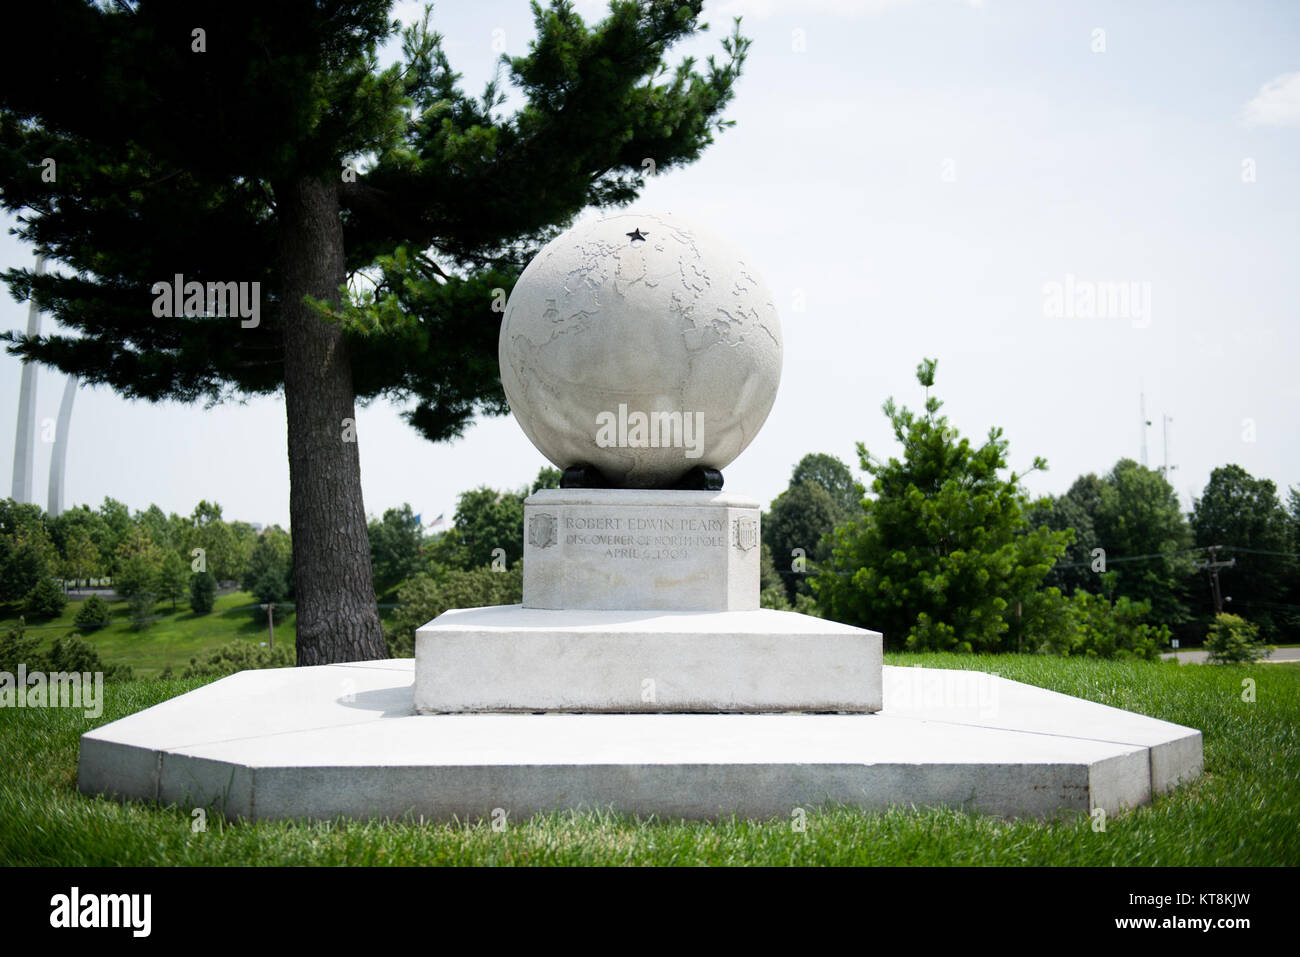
top-left (560, 464), bottom-right (723, 491)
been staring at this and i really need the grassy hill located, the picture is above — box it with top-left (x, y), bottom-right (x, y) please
top-left (3, 592), bottom-right (296, 678)
top-left (4, 592), bottom-right (409, 678)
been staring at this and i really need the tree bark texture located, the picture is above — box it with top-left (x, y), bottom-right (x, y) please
top-left (276, 176), bottom-right (386, 665)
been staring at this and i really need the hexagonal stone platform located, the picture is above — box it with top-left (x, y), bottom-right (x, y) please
top-left (77, 660), bottom-right (1202, 821)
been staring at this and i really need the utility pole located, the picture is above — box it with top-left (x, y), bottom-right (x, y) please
top-left (1194, 546), bottom-right (1236, 615)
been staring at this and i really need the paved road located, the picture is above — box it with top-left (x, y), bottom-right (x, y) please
top-left (1161, 647), bottom-right (1300, 664)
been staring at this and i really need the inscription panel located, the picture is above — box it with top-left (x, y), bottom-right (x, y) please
top-left (559, 512), bottom-right (728, 561)
top-left (523, 491), bottom-right (760, 612)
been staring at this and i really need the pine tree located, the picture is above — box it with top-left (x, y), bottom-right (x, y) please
top-left (0, 1), bottom-right (749, 664)
top-left (815, 359), bottom-right (1071, 652)
top-left (189, 571), bottom-right (218, 615)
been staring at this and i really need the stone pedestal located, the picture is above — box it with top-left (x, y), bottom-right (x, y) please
top-left (522, 489), bottom-right (760, 611)
top-left (413, 486), bottom-right (883, 714)
top-left (415, 606), bottom-right (882, 713)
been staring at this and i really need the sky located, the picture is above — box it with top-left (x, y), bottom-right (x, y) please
top-left (1, 0), bottom-right (1297, 530)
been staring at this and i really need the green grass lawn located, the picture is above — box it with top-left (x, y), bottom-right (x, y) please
top-left (1, 651), bottom-right (1297, 865)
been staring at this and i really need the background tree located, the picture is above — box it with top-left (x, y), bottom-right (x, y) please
top-left (156, 550), bottom-right (189, 612)
top-left (790, 453), bottom-right (862, 519)
top-left (0, 502), bottom-right (57, 606)
top-left (243, 527), bottom-right (295, 622)
top-left (815, 359), bottom-right (1071, 652)
top-left (422, 467), bottom-right (560, 573)
top-left (386, 564), bottom-right (523, 657)
top-left (1191, 465), bottom-right (1297, 641)
top-left (96, 498), bottom-right (134, 578)
top-left (135, 504), bottom-right (175, 552)
top-left (112, 526), bottom-right (163, 600)
top-left (758, 541), bottom-right (783, 610)
top-left (226, 521), bottom-right (261, 582)
top-left (189, 571), bottom-right (218, 615)
top-left (243, 527), bottom-right (294, 591)
top-left (126, 588), bottom-right (157, 630)
top-left (1288, 486), bottom-right (1300, 631)
top-left (23, 576), bottom-right (67, 620)
top-left (61, 526), bottom-right (102, 588)
top-left (181, 502), bottom-right (241, 582)
top-left (531, 467), bottom-right (563, 495)
top-left (0, 1), bottom-right (748, 665)
top-left (763, 452), bottom-right (861, 602)
top-left (49, 505), bottom-right (111, 582)
top-left (250, 568), bottom-right (291, 625)
top-left (1090, 459), bottom-right (1193, 629)
top-left (368, 505), bottom-right (424, 593)
top-left (1026, 473), bottom-right (1103, 596)
top-left (446, 487), bottom-right (527, 570)
top-left (765, 479), bottom-right (840, 602)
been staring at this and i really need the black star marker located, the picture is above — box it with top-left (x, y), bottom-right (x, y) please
top-left (626, 228), bottom-right (648, 242)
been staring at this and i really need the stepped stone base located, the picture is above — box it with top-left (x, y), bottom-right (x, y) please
top-left (414, 605), bottom-right (883, 713)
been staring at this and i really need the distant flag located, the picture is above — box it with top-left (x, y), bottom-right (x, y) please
top-left (427, 513), bottom-right (445, 529)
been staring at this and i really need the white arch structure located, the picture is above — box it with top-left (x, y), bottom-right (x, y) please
top-left (10, 254), bottom-right (79, 516)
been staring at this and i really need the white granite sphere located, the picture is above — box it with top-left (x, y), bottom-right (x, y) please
top-left (499, 212), bottom-right (782, 488)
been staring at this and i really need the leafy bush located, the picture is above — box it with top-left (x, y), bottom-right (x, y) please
top-left (792, 593), bottom-right (821, 617)
top-left (47, 633), bottom-right (133, 681)
top-left (189, 571), bottom-right (217, 614)
top-left (1032, 590), bottom-right (1169, 660)
top-left (181, 641), bottom-right (294, 678)
top-left (0, 618), bottom-right (131, 680)
top-left (760, 584), bottom-right (792, 611)
top-left (386, 564), bottom-right (523, 657)
top-left (74, 594), bottom-right (112, 632)
top-left (22, 577), bottom-right (67, 620)
top-left (0, 618), bottom-right (44, 672)
top-left (1205, 613), bottom-right (1270, 664)
top-left (759, 585), bottom-right (822, 618)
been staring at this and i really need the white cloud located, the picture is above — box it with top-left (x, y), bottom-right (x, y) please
top-left (1243, 72), bottom-right (1300, 127)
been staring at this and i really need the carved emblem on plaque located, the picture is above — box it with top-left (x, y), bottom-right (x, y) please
top-left (731, 516), bottom-right (758, 552)
top-left (528, 512), bottom-right (557, 549)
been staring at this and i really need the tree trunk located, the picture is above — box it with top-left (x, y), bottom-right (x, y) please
top-left (277, 176), bottom-right (386, 665)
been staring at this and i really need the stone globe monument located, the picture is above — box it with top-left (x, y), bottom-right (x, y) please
top-left (498, 211), bottom-right (782, 489)
top-left (73, 211), bottom-right (1202, 828)
top-left (411, 209), bottom-right (881, 715)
